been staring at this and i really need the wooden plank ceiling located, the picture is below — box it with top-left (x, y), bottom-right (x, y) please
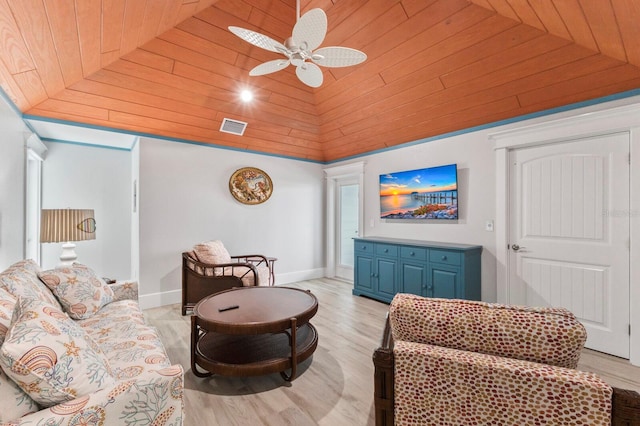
top-left (1, 0), bottom-right (639, 162)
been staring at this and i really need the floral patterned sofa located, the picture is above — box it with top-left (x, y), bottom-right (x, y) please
top-left (0, 259), bottom-right (183, 426)
top-left (373, 293), bottom-right (640, 425)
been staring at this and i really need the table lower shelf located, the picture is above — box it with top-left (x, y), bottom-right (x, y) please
top-left (192, 323), bottom-right (318, 380)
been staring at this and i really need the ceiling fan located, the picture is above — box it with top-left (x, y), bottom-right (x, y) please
top-left (228, 0), bottom-right (367, 88)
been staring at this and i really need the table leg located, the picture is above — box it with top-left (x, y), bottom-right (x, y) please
top-left (191, 316), bottom-right (213, 378)
top-left (280, 317), bottom-right (298, 381)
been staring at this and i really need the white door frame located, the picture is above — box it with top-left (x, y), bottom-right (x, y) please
top-left (491, 102), bottom-right (640, 366)
top-left (324, 162), bottom-right (365, 279)
top-left (335, 177), bottom-right (359, 280)
top-left (24, 133), bottom-right (47, 264)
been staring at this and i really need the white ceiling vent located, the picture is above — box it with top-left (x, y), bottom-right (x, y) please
top-left (220, 118), bottom-right (248, 136)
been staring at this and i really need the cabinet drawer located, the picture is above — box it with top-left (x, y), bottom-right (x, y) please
top-left (354, 241), bottom-right (373, 253)
top-left (376, 244), bottom-right (398, 257)
top-left (400, 246), bottom-right (427, 260)
top-left (429, 249), bottom-right (461, 265)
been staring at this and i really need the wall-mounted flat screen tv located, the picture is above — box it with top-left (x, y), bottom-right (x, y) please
top-left (380, 164), bottom-right (458, 220)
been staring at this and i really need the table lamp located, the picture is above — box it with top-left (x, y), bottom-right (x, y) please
top-left (40, 209), bottom-right (96, 267)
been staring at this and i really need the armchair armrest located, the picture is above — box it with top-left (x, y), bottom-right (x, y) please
top-left (182, 252), bottom-right (255, 315)
top-left (232, 254), bottom-right (268, 265)
top-left (393, 340), bottom-right (613, 425)
top-left (374, 315), bottom-right (640, 426)
top-left (109, 280), bottom-right (139, 302)
top-left (11, 365), bottom-right (184, 425)
top-left (373, 313), bottom-right (394, 426)
top-left (183, 252), bottom-right (259, 279)
top-left (613, 387), bottom-right (640, 425)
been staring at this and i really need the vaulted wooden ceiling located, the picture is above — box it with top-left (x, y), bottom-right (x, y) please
top-left (1, 0), bottom-right (639, 162)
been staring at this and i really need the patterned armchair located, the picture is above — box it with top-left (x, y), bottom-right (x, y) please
top-left (373, 293), bottom-right (640, 425)
top-left (181, 240), bottom-right (273, 315)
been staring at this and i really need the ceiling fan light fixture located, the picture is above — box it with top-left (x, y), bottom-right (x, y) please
top-left (228, 1), bottom-right (366, 88)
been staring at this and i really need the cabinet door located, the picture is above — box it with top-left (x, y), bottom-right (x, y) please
top-left (355, 254), bottom-right (374, 292)
top-left (376, 257), bottom-right (398, 298)
top-left (429, 264), bottom-right (460, 299)
top-left (401, 262), bottom-right (427, 296)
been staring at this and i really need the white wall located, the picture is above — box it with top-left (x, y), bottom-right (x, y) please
top-left (41, 142), bottom-right (132, 279)
top-left (138, 138), bottom-right (325, 308)
top-left (333, 133), bottom-right (498, 301)
top-left (330, 94), bottom-right (640, 303)
top-left (0, 97), bottom-right (31, 269)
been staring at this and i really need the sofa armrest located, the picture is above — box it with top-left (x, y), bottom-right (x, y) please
top-left (394, 340), bottom-right (613, 425)
top-left (110, 280), bottom-right (139, 302)
top-left (11, 365), bottom-right (184, 425)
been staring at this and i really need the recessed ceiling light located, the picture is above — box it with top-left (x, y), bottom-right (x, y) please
top-left (240, 90), bottom-right (253, 102)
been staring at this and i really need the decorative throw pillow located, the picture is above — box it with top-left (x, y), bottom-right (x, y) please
top-left (0, 367), bottom-right (39, 422)
top-left (38, 263), bottom-right (114, 320)
top-left (0, 259), bottom-right (62, 310)
top-left (0, 297), bottom-right (115, 407)
top-left (193, 240), bottom-right (232, 265)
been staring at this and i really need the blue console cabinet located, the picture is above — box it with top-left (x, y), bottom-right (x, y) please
top-left (353, 237), bottom-right (482, 303)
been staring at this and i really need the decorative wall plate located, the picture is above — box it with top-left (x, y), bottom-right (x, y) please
top-left (229, 167), bottom-right (273, 205)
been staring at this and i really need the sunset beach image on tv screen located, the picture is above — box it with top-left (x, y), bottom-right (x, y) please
top-left (379, 164), bottom-right (458, 220)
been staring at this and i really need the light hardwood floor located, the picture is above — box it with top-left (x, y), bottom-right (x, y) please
top-left (144, 278), bottom-right (640, 426)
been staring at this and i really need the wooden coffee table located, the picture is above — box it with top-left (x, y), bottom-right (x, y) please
top-left (190, 286), bottom-right (318, 381)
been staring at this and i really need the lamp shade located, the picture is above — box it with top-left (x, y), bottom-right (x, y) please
top-left (40, 209), bottom-right (96, 243)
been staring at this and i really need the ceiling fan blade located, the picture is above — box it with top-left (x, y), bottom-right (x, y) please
top-left (249, 59), bottom-right (291, 76)
top-left (292, 8), bottom-right (327, 51)
top-left (228, 26), bottom-right (287, 53)
top-left (312, 47), bottom-right (367, 68)
top-left (296, 62), bottom-right (323, 88)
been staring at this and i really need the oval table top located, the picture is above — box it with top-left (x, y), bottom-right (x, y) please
top-left (193, 286), bottom-right (318, 335)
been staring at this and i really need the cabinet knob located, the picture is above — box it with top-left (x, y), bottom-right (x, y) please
top-left (362, 246), bottom-right (366, 249)
top-left (384, 249), bottom-right (388, 253)
top-left (441, 255), bottom-right (447, 261)
top-left (410, 251), bottom-right (415, 256)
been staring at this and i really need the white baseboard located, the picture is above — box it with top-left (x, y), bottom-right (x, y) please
top-left (139, 268), bottom-right (327, 310)
top-left (139, 289), bottom-right (181, 310)
top-left (274, 268), bottom-right (325, 285)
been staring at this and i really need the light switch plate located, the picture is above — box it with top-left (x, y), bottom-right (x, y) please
top-left (485, 220), bottom-right (494, 232)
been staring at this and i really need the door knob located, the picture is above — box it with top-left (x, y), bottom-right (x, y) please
top-left (511, 244), bottom-right (526, 251)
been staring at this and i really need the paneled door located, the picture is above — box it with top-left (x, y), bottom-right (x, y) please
top-left (508, 132), bottom-right (630, 358)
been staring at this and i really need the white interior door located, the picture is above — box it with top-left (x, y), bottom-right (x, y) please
top-left (335, 179), bottom-right (359, 280)
top-left (508, 132), bottom-right (630, 358)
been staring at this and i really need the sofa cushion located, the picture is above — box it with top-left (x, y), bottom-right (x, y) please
top-left (0, 366), bottom-right (40, 423)
top-left (389, 293), bottom-right (586, 369)
top-left (0, 259), bottom-right (62, 310)
top-left (193, 240), bottom-right (231, 264)
top-left (77, 299), bottom-right (172, 378)
top-left (0, 287), bottom-right (16, 345)
top-left (0, 297), bottom-right (115, 407)
top-left (38, 263), bottom-right (114, 320)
